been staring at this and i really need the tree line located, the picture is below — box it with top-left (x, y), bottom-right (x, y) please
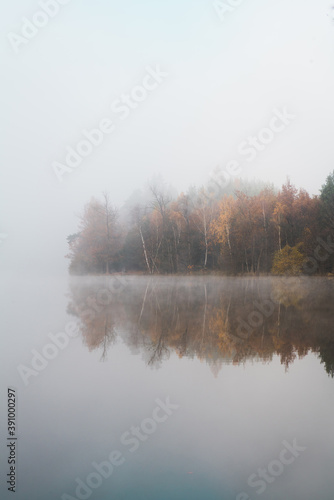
top-left (66, 171), bottom-right (334, 275)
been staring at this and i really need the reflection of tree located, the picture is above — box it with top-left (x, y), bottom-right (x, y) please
top-left (67, 278), bottom-right (118, 360)
top-left (67, 276), bottom-right (334, 376)
top-left (319, 343), bottom-right (334, 377)
top-left (144, 293), bottom-right (171, 368)
top-left (81, 306), bottom-right (116, 360)
top-left (271, 277), bottom-right (308, 309)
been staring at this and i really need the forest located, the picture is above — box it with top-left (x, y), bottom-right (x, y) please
top-left (66, 171), bottom-right (334, 276)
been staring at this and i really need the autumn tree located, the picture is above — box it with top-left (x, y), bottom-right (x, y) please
top-left (130, 204), bottom-right (153, 273)
top-left (271, 243), bottom-right (304, 275)
top-left (210, 195), bottom-right (235, 271)
top-left (67, 193), bottom-right (119, 274)
top-left (320, 170), bottom-right (334, 228)
top-left (190, 188), bottom-right (217, 269)
top-left (318, 170), bottom-right (334, 273)
top-left (171, 193), bottom-right (193, 270)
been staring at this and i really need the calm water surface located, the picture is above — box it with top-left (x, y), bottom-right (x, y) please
top-left (1, 275), bottom-right (334, 500)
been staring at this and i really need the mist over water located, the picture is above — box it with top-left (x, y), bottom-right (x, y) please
top-left (1, 274), bottom-right (334, 500)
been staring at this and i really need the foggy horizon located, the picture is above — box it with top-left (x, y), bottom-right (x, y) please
top-left (2, 0), bottom-right (334, 277)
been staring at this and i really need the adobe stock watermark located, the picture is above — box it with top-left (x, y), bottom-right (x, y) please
top-left (213, 0), bottom-right (245, 22)
top-left (7, 0), bottom-right (72, 54)
top-left (17, 319), bottom-right (80, 386)
top-left (227, 292), bottom-right (278, 347)
top-left (52, 65), bottom-right (168, 182)
top-left (61, 397), bottom-right (179, 500)
top-left (77, 276), bottom-right (130, 323)
top-left (17, 278), bottom-right (130, 386)
top-left (303, 234), bottom-right (334, 275)
top-left (207, 107), bottom-right (296, 199)
top-left (236, 438), bottom-right (307, 499)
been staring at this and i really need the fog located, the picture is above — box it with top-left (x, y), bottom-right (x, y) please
top-left (1, 0), bottom-right (334, 277)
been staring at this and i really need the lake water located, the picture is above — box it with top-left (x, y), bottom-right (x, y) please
top-left (1, 275), bottom-right (334, 500)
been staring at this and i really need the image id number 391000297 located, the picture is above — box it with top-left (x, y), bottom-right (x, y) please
top-left (7, 388), bottom-right (17, 493)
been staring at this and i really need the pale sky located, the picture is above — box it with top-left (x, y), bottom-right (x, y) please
top-left (1, 0), bottom-right (334, 275)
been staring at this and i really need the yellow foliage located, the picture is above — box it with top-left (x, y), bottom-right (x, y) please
top-left (271, 244), bottom-right (304, 275)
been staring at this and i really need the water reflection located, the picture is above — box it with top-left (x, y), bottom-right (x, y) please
top-left (67, 276), bottom-right (334, 376)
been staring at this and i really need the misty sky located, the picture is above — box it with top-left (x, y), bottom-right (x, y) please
top-left (1, 0), bottom-right (334, 275)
